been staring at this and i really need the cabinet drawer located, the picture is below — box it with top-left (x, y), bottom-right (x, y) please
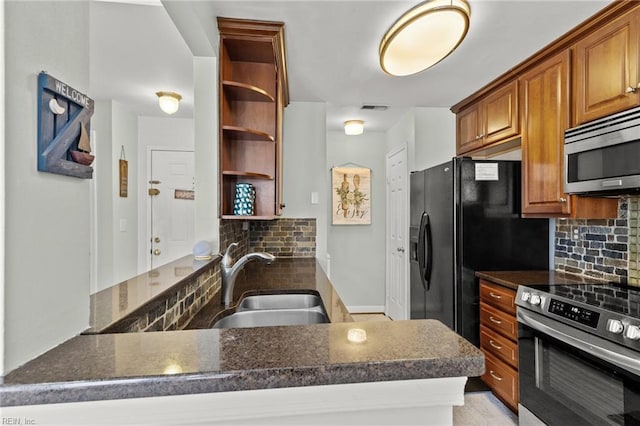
top-left (480, 325), bottom-right (518, 369)
top-left (480, 302), bottom-right (518, 340)
top-left (479, 280), bottom-right (516, 314)
top-left (482, 351), bottom-right (518, 413)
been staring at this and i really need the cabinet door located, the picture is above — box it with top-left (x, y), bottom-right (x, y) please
top-left (483, 80), bottom-right (519, 145)
top-left (521, 50), bottom-right (571, 215)
top-left (456, 103), bottom-right (482, 154)
top-left (574, 10), bottom-right (639, 125)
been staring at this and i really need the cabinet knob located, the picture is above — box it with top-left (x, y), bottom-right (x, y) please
top-left (626, 86), bottom-right (637, 94)
top-left (559, 197), bottom-right (567, 203)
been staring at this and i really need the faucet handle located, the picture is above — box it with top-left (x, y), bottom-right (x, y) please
top-left (222, 242), bottom-right (239, 265)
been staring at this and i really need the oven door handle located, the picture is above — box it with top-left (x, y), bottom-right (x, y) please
top-left (518, 309), bottom-right (640, 377)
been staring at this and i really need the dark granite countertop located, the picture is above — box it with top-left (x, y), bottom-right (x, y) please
top-left (88, 254), bottom-right (219, 333)
top-left (186, 257), bottom-right (353, 329)
top-left (1, 319), bottom-right (484, 406)
top-left (476, 270), bottom-right (606, 291)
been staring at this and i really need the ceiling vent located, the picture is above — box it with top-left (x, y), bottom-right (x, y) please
top-left (361, 105), bottom-right (389, 111)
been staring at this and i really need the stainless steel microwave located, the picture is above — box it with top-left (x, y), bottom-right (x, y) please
top-left (564, 105), bottom-right (640, 195)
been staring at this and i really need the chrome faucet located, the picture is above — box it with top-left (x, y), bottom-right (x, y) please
top-left (220, 242), bottom-right (276, 307)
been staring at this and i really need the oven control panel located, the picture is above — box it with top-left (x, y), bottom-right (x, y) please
top-left (517, 286), bottom-right (640, 351)
top-left (547, 299), bottom-right (600, 328)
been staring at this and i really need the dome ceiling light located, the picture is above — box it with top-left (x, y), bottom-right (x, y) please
top-left (379, 0), bottom-right (471, 77)
top-left (344, 120), bottom-right (365, 136)
top-left (156, 91), bottom-right (182, 115)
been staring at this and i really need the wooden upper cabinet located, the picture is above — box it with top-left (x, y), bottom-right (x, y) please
top-left (521, 50), bottom-right (572, 216)
top-left (520, 50), bottom-right (618, 218)
top-left (456, 103), bottom-right (482, 153)
top-left (484, 81), bottom-right (519, 144)
top-left (574, 8), bottom-right (640, 125)
top-left (456, 80), bottom-right (519, 155)
top-left (218, 18), bottom-right (289, 219)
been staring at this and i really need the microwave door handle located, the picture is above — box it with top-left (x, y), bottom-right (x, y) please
top-left (518, 309), bottom-right (640, 377)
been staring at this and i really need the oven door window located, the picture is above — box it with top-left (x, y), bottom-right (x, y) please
top-left (519, 325), bottom-right (640, 425)
top-left (566, 139), bottom-right (640, 183)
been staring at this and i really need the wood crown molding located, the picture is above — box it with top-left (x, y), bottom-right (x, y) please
top-left (451, 0), bottom-right (639, 113)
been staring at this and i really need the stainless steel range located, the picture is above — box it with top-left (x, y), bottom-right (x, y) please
top-left (516, 282), bottom-right (640, 426)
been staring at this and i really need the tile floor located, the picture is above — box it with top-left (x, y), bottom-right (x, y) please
top-left (352, 313), bottom-right (519, 425)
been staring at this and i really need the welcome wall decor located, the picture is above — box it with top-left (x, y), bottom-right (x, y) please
top-left (37, 71), bottom-right (95, 179)
top-left (331, 165), bottom-right (371, 225)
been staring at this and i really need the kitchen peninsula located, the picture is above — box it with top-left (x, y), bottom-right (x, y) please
top-left (1, 257), bottom-right (484, 425)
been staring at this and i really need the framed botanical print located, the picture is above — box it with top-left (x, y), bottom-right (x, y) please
top-left (331, 166), bottom-right (371, 225)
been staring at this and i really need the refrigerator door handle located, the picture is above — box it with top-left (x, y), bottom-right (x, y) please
top-left (417, 212), bottom-right (428, 291)
top-left (424, 214), bottom-right (433, 291)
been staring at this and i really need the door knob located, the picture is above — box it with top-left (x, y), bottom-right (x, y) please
top-left (397, 247), bottom-right (405, 253)
top-left (153, 249), bottom-right (161, 256)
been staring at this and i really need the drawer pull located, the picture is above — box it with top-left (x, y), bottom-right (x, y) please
top-left (489, 292), bottom-right (502, 299)
top-left (489, 340), bottom-right (503, 350)
top-left (489, 370), bottom-right (503, 381)
top-left (489, 316), bottom-right (503, 325)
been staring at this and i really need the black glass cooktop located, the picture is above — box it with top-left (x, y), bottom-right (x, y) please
top-left (525, 282), bottom-right (640, 319)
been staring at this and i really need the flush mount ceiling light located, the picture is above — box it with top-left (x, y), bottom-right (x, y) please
top-left (155, 91), bottom-right (182, 115)
top-left (379, 0), bottom-right (471, 77)
top-left (344, 120), bottom-right (364, 136)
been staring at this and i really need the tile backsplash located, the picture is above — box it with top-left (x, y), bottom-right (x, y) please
top-left (555, 197), bottom-right (639, 286)
top-left (249, 218), bottom-right (316, 257)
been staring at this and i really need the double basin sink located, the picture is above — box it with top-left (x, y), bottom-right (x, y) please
top-left (212, 291), bottom-right (330, 329)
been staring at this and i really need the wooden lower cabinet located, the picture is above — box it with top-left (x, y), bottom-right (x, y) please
top-left (482, 351), bottom-right (519, 412)
top-left (479, 279), bottom-right (519, 413)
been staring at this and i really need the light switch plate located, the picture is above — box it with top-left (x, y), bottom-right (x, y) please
top-left (311, 192), bottom-right (319, 204)
top-left (119, 219), bottom-right (127, 232)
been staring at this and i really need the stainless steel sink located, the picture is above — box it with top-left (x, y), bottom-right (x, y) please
top-left (212, 309), bottom-right (329, 329)
top-left (236, 293), bottom-right (323, 312)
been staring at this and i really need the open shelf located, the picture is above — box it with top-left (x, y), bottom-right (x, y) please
top-left (222, 170), bottom-right (274, 180)
top-left (222, 125), bottom-right (275, 142)
top-left (223, 80), bottom-right (275, 102)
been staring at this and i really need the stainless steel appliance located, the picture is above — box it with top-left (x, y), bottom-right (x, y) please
top-left (409, 158), bottom-right (549, 347)
top-left (564, 104), bottom-right (640, 195)
top-left (516, 283), bottom-right (640, 425)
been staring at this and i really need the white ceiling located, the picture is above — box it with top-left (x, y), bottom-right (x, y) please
top-left (90, 0), bottom-right (611, 131)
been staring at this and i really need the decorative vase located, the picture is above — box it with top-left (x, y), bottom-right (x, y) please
top-left (233, 183), bottom-right (255, 216)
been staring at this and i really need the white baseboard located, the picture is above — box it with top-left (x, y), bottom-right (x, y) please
top-left (347, 305), bottom-right (386, 314)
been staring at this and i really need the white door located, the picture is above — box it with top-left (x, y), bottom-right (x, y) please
top-left (385, 146), bottom-right (408, 320)
top-left (149, 150), bottom-right (195, 269)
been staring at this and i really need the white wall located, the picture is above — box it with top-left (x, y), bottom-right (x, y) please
top-left (193, 57), bottom-right (219, 253)
top-left (0, 0), bottom-right (6, 376)
top-left (386, 110), bottom-right (415, 166)
top-left (4, 1), bottom-right (90, 373)
top-left (92, 101), bottom-right (139, 292)
top-left (93, 101), bottom-right (115, 291)
top-left (136, 116), bottom-right (194, 271)
top-left (112, 103), bottom-right (139, 284)
top-left (414, 107), bottom-right (456, 171)
top-left (282, 102), bottom-right (328, 271)
top-left (326, 131), bottom-right (387, 309)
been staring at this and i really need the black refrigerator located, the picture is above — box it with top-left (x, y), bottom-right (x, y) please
top-left (410, 157), bottom-right (549, 347)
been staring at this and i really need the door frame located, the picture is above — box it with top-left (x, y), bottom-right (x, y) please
top-left (385, 144), bottom-right (409, 320)
top-left (141, 146), bottom-right (195, 273)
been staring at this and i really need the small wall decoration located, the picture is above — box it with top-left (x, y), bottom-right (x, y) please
top-left (175, 189), bottom-right (195, 200)
top-left (119, 146), bottom-right (128, 198)
top-left (331, 165), bottom-right (371, 225)
top-left (37, 71), bottom-right (95, 179)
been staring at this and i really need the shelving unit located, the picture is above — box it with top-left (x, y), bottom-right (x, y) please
top-left (218, 17), bottom-right (289, 220)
